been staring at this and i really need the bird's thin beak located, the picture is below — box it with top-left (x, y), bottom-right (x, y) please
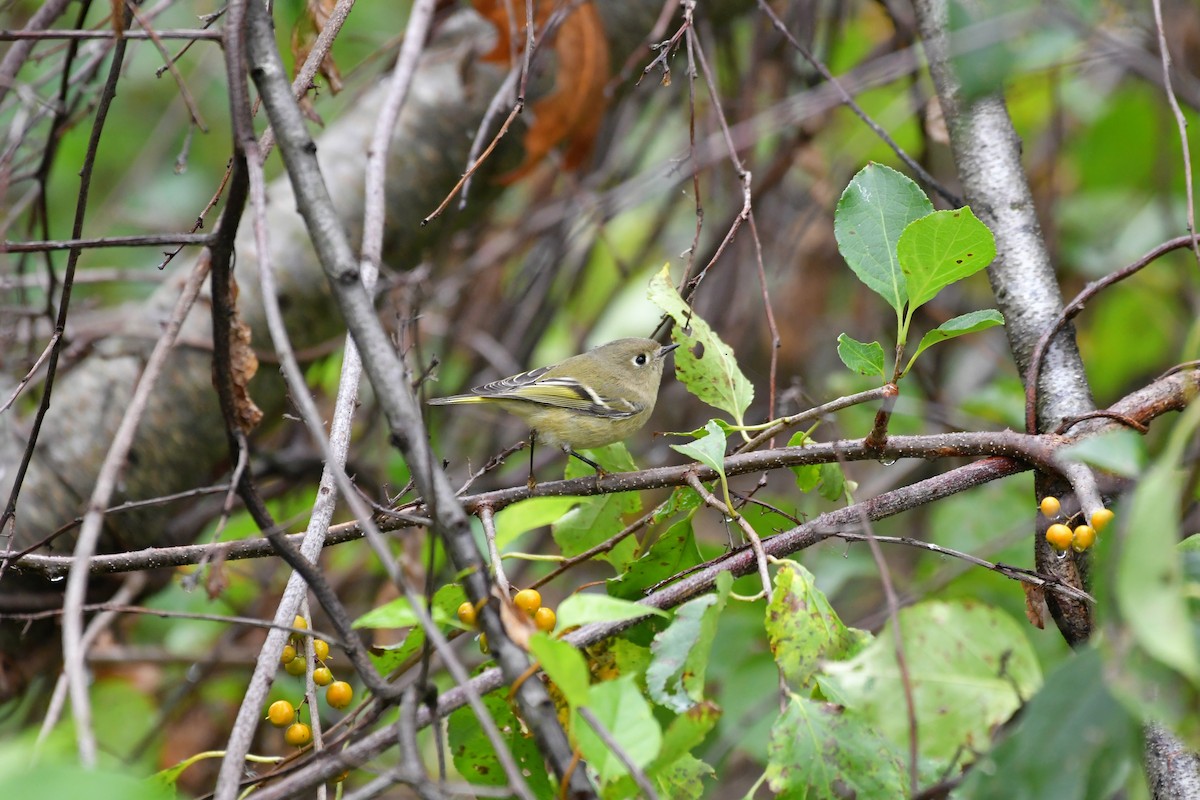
top-left (659, 343), bottom-right (680, 359)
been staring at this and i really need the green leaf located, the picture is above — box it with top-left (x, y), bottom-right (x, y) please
top-left (908, 309), bottom-right (1005, 366)
top-left (555, 444), bottom-right (641, 570)
top-left (650, 701), bottom-right (722, 773)
top-left (528, 632), bottom-right (592, 708)
top-left (369, 627), bottom-right (424, 674)
top-left (817, 463), bottom-right (847, 502)
top-left (652, 753), bottom-right (715, 799)
top-left (766, 562), bottom-right (870, 689)
top-left (648, 265), bottom-right (755, 425)
top-left (646, 572), bottom-right (732, 712)
top-left (669, 420), bottom-right (728, 477)
top-left (494, 496), bottom-right (582, 550)
top-left (653, 486), bottom-right (702, 522)
top-left (898, 207), bottom-right (997, 310)
top-left (555, 592), bottom-right (667, 632)
top-left (766, 693), bottom-right (908, 799)
top-left (448, 690), bottom-right (555, 798)
top-left (353, 583), bottom-right (465, 630)
top-left (1115, 401), bottom-right (1200, 681)
top-left (1057, 429), bottom-right (1148, 479)
top-left (608, 517), bottom-right (702, 600)
top-left (820, 600), bottom-right (1041, 763)
top-left (7, 763), bottom-right (178, 800)
top-left (836, 333), bottom-right (886, 378)
top-left (573, 676), bottom-right (663, 786)
top-left (958, 648), bottom-right (1140, 800)
top-left (834, 163), bottom-right (934, 313)
top-left (787, 432), bottom-right (822, 492)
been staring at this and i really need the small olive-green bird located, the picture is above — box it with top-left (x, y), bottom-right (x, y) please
top-left (429, 337), bottom-right (678, 474)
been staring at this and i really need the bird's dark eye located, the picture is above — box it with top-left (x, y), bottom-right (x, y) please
top-left (634, 353), bottom-right (648, 366)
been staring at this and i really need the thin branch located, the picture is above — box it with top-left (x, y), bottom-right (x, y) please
top-left (577, 707), bottom-right (659, 800)
top-left (754, 0), bottom-right (960, 205)
top-left (1023, 234), bottom-right (1200, 432)
top-left (842, 461), bottom-right (918, 796)
top-left (685, 472), bottom-right (772, 601)
top-left (1149, 0), bottom-right (1200, 266)
top-left (479, 506), bottom-right (511, 597)
top-left (0, 232), bottom-right (213, 252)
top-left (60, 247), bottom-right (210, 764)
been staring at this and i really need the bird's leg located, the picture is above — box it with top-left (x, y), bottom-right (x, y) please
top-left (566, 447), bottom-right (606, 478)
top-left (527, 430), bottom-right (538, 491)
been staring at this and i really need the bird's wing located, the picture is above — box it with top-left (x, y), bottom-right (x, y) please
top-left (483, 375), bottom-right (643, 419)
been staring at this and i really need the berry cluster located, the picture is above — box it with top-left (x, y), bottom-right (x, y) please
top-left (264, 615), bottom-right (355, 750)
top-left (457, 588), bottom-right (558, 654)
top-left (1040, 496), bottom-right (1114, 553)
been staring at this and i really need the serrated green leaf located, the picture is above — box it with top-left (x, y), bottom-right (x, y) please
top-left (555, 592), bottom-right (667, 631)
top-left (909, 309), bottom-right (1005, 367)
top-left (766, 694), bottom-right (908, 799)
top-left (898, 207), bottom-right (997, 309)
top-left (834, 163), bottom-right (934, 313)
top-left (836, 333), bottom-right (886, 378)
top-left (766, 562), bottom-right (869, 689)
top-left (669, 420), bottom-right (728, 477)
top-left (648, 266), bottom-right (754, 425)
top-left (820, 600), bottom-right (1041, 762)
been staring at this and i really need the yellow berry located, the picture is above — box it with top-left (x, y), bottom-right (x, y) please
top-left (293, 615), bottom-right (308, 631)
top-left (479, 633), bottom-right (489, 655)
top-left (1090, 508), bottom-right (1114, 533)
top-left (284, 655), bottom-right (308, 676)
top-left (313, 639), bottom-right (330, 662)
top-left (313, 666), bottom-right (333, 686)
top-left (1046, 523), bottom-right (1073, 551)
top-left (457, 601), bottom-right (478, 628)
top-left (514, 589), bottom-right (542, 616)
top-left (1039, 496), bottom-right (1061, 517)
top-left (266, 700), bottom-right (295, 727)
top-left (284, 722), bottom-right (312, 747)
top-left (1072, 525), bottom-right (1096, 552)
top-left (280, 644), bottom-right (297, 665)
top-left (326, 680), bottom-right (353, 710)
top-left (534, 607), bottom-right (557, 633)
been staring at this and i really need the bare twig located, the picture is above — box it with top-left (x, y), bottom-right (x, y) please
top-left (60, 246), bottom-right (210, 764)
top-left (1023, 234), bottom-right (1200, 433)
top-left (685, 472), bottom-right (772, 601)
top-left (577, 707), bottom-right (659, 800)
top-left (479, 506), bottom-right (510, 597)
top-left (1149, 0), bottom-right (1200, 266)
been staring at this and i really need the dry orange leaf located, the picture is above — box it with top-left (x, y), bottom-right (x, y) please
top-left (291, 0), bottom-right (344, 97)
top-left (473, 0), bottom-right (611, 183)
top-left (217, 276), bottom-right (263, 435)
